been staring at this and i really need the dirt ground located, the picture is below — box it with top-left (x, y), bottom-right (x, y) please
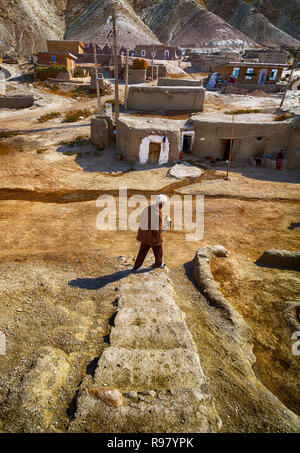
top-left (0, 65), bottom-right (299, 432)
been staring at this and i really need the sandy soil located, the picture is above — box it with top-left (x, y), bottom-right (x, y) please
top-left (0, 66), bottom-right (299, 432)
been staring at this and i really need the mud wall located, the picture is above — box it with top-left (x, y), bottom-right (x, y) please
top-left (158, 78), bottom-right (202, 87)
top-left (191, 117), bottom-right (294, 161)
top-left (0, 95), bottom-right (34, 109)
top-left (116, 118), bottom-right (180, 163)
top-left (127, 86), bottom-right (205, 112)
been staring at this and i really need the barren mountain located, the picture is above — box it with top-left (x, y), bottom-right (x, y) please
top-left (0, 0), bottom-right (299, 54)
top-left (0, 0), bottom-right (66, 54)
top-left (64, 0), bottom-right (160, 47)
top-left (204, 0), bottom-right (300, 48)
top-left (129, 0), bottom-right (259, 48)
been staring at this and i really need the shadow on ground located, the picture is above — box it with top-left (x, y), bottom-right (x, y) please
top-left (68, 267), bottom-right (150, 290)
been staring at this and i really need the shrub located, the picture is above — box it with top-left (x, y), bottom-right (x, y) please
top-left (38, 112), bottom-right (61, 123)
top-left (62, 109), bottom-right (92, 123)
top-left (73, 68), bottom-right (84, 78)
top-left (58, 136), bottom-right (89, 147)
top-left (225, 109), bottom-right (261, 115)
top-left (36, 65), bottom-right (67, 81)
top-left (0, 130), bottom-right (19, 138)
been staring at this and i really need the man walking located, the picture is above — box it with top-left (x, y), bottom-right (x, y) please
top-left (132, 194), bottom-right (168, 272)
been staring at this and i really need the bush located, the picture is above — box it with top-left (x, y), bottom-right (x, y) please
top-left (38, 112), bottom-right (61, 123)
top-left (36, 65), bottom-right (67, 81)
top-left (62, 109), bottom-right (92, 123)
top-left (132, 58), bottom-right (148, 70)
top-left (73, 68), bottom-right (84, 78)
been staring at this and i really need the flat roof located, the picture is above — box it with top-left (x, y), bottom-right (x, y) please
top-left (217, 62), bottom-right (289, 68)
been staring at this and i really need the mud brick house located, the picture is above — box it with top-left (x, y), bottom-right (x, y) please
top-left (215, 62), bottom-right (288, 88)
top-left (112, 111), bottom-right (300, 167)
top-left (37, 52), bottom-right (77, 72)
top-left (190, 51), bottom-right (240, 72)
top-left (46, 40), bottom-right (85, 54)
top-left (242, 49), bottom-right (290, 65)
top-left (134, 45), bottom-right (178, 60)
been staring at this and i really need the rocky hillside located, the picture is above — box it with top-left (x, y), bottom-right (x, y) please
top-left (203, 0), bottom-right (300, 48)
top-left (64, 0), bottom-right (160, 47)
top-left (0, 0), bottom-right (67, 54)
top-left (0, 0), bottom-right (299, 54)
top-left (129, 0), bottom-right (258, 48)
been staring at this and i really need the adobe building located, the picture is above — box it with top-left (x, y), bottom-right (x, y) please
top-left (134, 45), bottom-right (178, 60)
top-left (190, 51), bottom-right (240, 72)
top-left (214, 62), bottom-right (288, 91)
top-left (127, 86), bottom-right (205, 112)
top-left (242, 49), bottom-right (290, 65)
top-left (46, 40), bottom-right (85, 54)
top-left (113, 111), bottom-right (300, 167)
top-left (190, 113), bottom-right (300, 163)
top-left (37, 52), bottom-right (77, 73)
top-left (116, 116), bottom-right (183, 164)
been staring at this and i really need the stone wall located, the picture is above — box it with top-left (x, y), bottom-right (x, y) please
top-left (157, 65), bottom-right (167, 78)
top-left (0, 95), bottom-right (34, 109)
top-left (91, 115), bottom-right (114, 148)
top-left (127, 86), bottom-right (205, 112)
top-left (146, 65), bottom-right (158, 80)
top-left (128, 69), bottom-right (146, 84)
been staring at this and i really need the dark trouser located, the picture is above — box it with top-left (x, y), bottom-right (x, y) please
top-left (134, 243), bottom-right (163, 269)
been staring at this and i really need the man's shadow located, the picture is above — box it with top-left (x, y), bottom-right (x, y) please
top-left (68, 268), bottom-right (150, 290)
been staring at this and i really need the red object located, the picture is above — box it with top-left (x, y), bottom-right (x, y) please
top-left (134, 243), bottom-right (163, 269)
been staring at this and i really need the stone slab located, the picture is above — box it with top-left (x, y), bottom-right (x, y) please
top-left (109, 322), bottom-right (196, 350)
top-left (94, 347), bottom-right (205, 391)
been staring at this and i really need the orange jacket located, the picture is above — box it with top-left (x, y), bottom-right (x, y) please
top-left (137, 205), bottom-right (163, 246)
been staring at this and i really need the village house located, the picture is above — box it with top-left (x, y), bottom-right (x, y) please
top-left (242, 49), bottom-right (290, 65)
top-left (190, 51), bottom-right (240, 72)
top-left (112, 112), bottom-right (300, 168)
top-left (214, 62), bottom-right (288, 90)
top-left (46, 40), bottom-right (85, 54)
top-left (134, 45), bottom-right (178, 60)
top-left (37, 52), bottom-right (77, 72)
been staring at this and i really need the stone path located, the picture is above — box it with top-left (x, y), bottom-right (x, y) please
top-left (70, 270), bottom-right (220, 432)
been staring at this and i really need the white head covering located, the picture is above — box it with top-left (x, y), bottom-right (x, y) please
top-left (156, 194), bottom-right (168, 206)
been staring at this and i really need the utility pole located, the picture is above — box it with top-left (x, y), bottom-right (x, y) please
top-left (124, 48), bottom-right (129, 110)
top-left (151, 45), bottom-right (154, 82)
top-left (278, 48), bottom-right (299, 111)
top-left (93, 44), bottom-right (102, 115)
top-left (112, 5), bottom-right (120, 120)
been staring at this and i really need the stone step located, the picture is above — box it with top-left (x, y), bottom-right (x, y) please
top-left (69, 386), bottom-right (217, 433)
top-left (109, 322), bottom-right (197, 350)
top-left (114, 305), bottom-right (184, 326)
top-left (94, 347), bottom-right (205, 391)
top-left (118, 291), bottom-right (176, 309)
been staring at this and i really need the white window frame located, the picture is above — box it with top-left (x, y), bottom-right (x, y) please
top-left (269, 69), bottom-right (278, 81)
top-left (141, 50), bottom-right (146, 57)
top-left (245, 67), bottom-right (254, 80)
top-left (232, 67), bottom-right (240, 78)
top-left (164, 50), bottom-right (170, 58)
